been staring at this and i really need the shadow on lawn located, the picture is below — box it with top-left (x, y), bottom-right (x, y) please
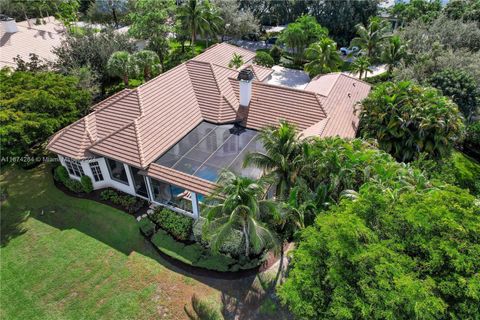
top-left (2, 165), bottom-right (291, 319)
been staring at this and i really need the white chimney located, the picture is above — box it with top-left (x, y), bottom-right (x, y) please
top-left (238, 69), bottom-right (254, 107)
top-left (0, 16), bottom-right (18, 33)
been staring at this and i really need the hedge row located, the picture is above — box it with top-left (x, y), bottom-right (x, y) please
top-left (150, 207), bottom-right (193, 241)
top-left (100, 189), bottom-right (146, 213)
top-left (151, 230), bottom-right (264, 272)
top-left (54, 165), bottom-right (93, 194)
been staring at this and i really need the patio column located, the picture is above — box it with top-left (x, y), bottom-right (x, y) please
top-left (191, 192), bottom-right (200, 220)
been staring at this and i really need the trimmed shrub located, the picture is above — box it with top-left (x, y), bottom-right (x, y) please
top-left (270, 45), bottom-right (282, 64)
top-left (255, 51), bottom-right (274, 68)
top-left (99, 188), bottom-right (146, 213)
top-left (80, 175), bottom-right (93, 193)
top-left (54, 165), bottom-right (69, 183)
top-left (64, 178), bottom-right (84, 193)
top-left (138, 218), bottom-right (156, 238)
top-left (151, 230), bottom-right (236, 272)
top-left (151, 207), bottom-right (193, 241)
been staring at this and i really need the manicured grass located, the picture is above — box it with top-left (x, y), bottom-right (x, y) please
top-left (0, 165), bottom-right (218, 320)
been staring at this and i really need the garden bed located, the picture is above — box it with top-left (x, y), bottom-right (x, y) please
top-left (52, 169), bottom-right (149, 216)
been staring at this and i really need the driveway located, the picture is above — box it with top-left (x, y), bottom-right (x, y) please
top-left (343, 64), bottom-right (387, 79)
top-left (266, 66), bottom-right (311, 90)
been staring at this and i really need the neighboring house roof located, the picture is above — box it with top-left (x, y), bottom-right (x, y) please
top-left (0, 16), bottom-right (65, 68)
top-left (47, 43), bottom-right (371, 190)
top-left (193, 42), bottom-right (255, 68)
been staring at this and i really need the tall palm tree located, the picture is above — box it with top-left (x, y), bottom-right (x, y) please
top-left (304, 37), bottom-right (342, 77)
top-left (177, 0), bottom-right (210, 49)
top-left (133, 50), bottom-right (160, 81)
top-left (201, 0), bottom-right (223, 47)
top-left (228, 53), bottom-right (243, 68)
top-left (244, 121), bottom-right (304, 200)
top-left (351, 16), bottom-right (390, 59)
top-left (106, 51), bottom-right (137, 86)
top-left (351, 56), bottom-right (372, 80)
top-left (381, 35), bottom-right (407, 74)
top-left (203, 171), bottom-right (278, 258)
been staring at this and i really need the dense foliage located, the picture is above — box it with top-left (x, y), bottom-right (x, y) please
top-left (151, 207), bottom-right (193, 241)
top-left (464, 121), bottom-right (480, 160)
top-left (254, 51), bottom-right (274, 68)
top-left (279, 185), bottom-right (480, 319)
top-left (278, 15), bottom-right (327, 64)
top-left (0, 70), bottom-right (91, 158)
top-left (360, 81), bottom-right (464, 162)
top-left (53, 30), bottom-right (136, 88)
top-left (304, 37), bottom-right (341, 77)
top-left (427, 69), bottom-right (479, 120)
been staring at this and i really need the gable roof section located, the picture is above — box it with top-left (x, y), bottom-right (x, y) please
top-left (193, 42), bottom-right (255, 68)
top-left (305, 73), bottom-right (371, 138)
top-left (239, 81), bottom-right (328, 131)
top-left (248, 64), bottom-right (274, 82)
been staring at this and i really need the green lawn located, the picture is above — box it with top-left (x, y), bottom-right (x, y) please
top-left (0, 165), bottom-right (219, 320)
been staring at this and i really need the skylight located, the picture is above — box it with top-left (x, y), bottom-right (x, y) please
top-left (155, 122), bottom-right (264, 183)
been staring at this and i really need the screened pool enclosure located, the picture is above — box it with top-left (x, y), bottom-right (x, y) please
top-left (155, 122), bottom-right (264, 182)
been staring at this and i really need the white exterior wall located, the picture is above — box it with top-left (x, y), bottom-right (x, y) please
top-left (57, 154), bottom-right (200, 218)
top-left (57, 155), bottom-right (135, 194)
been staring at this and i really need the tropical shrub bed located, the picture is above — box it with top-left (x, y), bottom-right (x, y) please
top-left (150, 207), bottom-right (193, 241)
top-left (151, 229), bottom-right (264, 272)
top-left (99, 189), bottom-right (146, 213)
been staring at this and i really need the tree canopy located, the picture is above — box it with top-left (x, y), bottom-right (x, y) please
top-left (279, 185), bottom-right (480, 319)
top-left (360, 81), bottom-right (464, 162)
top-left (0, 70), bottom-right (91, 159)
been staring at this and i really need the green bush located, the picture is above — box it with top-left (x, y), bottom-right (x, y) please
top-left (270, 45), bottom-right (282, 64)
top-left (254, 51), bottom-right (275, 68)
top-left (54, 166), bottom-right (69, 183)
top-left (138, 218), bottom-right (156, 238)
top-left (151, 230), bottom-right (236, 272)
top-left (80, 175), bottom-right (93, 193)
top-left (100, 189), bottom-right (117, 201)
top-left (64, 178), bottom-right (84, 193)
top-left (464, 121), bottom-right (480, 160)
top-left (151, 208), bottom-right (193, 241)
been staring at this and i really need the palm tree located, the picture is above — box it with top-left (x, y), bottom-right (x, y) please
top-left (244, 121), bottom-right (304, 200)
top-left (107, 51), bottom-right (137, 86)
top-left (351, 56), bottom-right (372, 80)
top-left (133, 50), bottom-right (160, 81)
top-left (203, 171), bottom-right (278, 258)
top-left (228, 53), bottom-right (243, 69)
top-left (177, 0), bottom-right (210, 49)
top-left (381, 35), bottom-right (407, 74)
top-left (304, 37), bottom-right (342, 77)
top-left (201, 0), bottom-right (223, 47)
top-left (351, 16), bottom-right (390, 59)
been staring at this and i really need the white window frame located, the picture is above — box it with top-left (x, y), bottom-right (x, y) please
top-left (64, 158), bottom-right (84, 178)
top-left (89, 161), bottom-right (104, 182)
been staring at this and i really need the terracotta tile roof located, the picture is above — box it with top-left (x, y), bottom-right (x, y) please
top-left (193, 42), bottom-right (255, 68)
top-left (239, 81), bottom-right (328, 131)
top-left (0, 16), bottom-right (65, 68)
top-left (48, 43), bottom-right (370, 194)
top-left (244, 64), bottom-right (274, 82)
top-left (305, 73), bottom-right (371, 138)
top-left (147, 163), bottom-right (217, 195)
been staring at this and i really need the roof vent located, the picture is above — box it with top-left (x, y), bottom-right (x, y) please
top-left (348, 93), bottom-right (351, 98)
top-left (237, 69), bottom-right (254, 81)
